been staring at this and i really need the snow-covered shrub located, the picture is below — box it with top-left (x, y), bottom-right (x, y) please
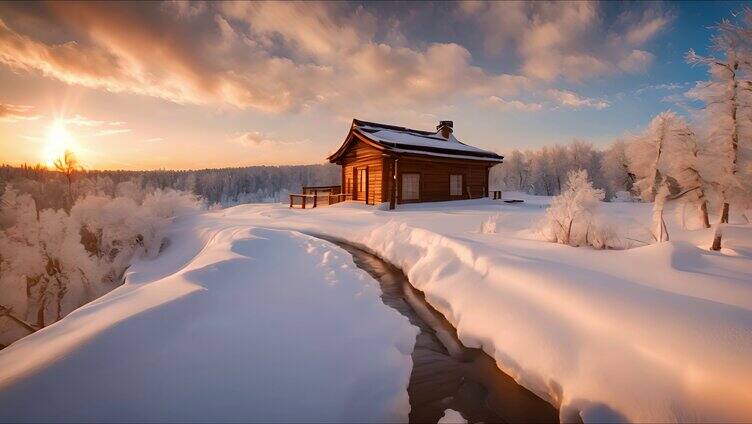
top-left (0, 184), bottom-right (202, 347)
top-left (539, 169), bottom-right (607, 247)
top-left (586, 218), bottom-right (620, 249)
top-left (480, 214), bottom-right (501, 234)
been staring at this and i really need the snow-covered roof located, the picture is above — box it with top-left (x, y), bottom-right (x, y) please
top-left (329, 119), bottom-right (503, 162)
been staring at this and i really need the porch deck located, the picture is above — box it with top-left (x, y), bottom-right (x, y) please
top-left (289, 185), bottom-right (351, 208)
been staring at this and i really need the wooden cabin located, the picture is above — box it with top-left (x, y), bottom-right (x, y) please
top-left (327, 119), bottom-right (503, 209)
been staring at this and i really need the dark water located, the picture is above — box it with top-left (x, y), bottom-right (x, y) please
top-left (320, 237), bottom-right (559, 424)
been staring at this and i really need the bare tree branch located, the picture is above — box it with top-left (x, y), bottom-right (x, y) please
top-left (0, 304), bottom-right (38, 334)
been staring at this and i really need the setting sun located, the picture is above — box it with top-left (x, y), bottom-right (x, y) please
top-left (43, 120), bottom-right (76, 168)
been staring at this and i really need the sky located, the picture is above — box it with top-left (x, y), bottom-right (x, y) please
top-left (0, 1), bottom-right (747, 170)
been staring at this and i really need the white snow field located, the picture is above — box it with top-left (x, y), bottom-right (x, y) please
top-left (1, 194), bottom-right (751, 422)
top-left (0, 225), bottom-right (417, 422)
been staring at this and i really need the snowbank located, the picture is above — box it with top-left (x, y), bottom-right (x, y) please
top-left (214, 195), bottom-right (752, 422)
top-left (2, 194), bottom-right (751, 422)
top-left (0, 223), bottom-right (417, 422)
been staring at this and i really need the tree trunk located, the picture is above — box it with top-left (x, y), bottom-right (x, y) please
top-left (710, 203), bottom-right (729, 250)
top-left (699, 200), bottom-right (710, 229)
top-left (652, 200), bottom-right (669, 242)
top-left (711, 223), bottom-right (723, 251)
top-left (660, 211), bottom-right (669, 242)
top-left (720, 202), bottom-right (730, 224)
top-left (36, 293), bottom-right (45, 329)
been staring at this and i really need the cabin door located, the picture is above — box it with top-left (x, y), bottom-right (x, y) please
top-left (356, 167), bottom-right (368, 203)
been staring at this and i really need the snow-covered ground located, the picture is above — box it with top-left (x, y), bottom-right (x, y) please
top-left (1, 194), bottom-right (751, 422)
top-left (0, 225), bottom-right (416, 422)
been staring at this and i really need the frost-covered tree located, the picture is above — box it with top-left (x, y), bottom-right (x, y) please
top-left (530, 147), bottom-right (555, 196)
top-left (628, 111), bottom-right (676, 203)
top-left (601, 139), bottom-right (634, 200)
top-left (0, 159), bottom-right (343, 347)
top-left (490, 149), bottom-right (528, 191)
top-left (539, 169), bottom-right (606, 247)
top-left (628, 111), bottom-right (698, 241)
top-left (489, 142), bottom-right (614, 197)
top-left (665, 124), bottom-right (712, 228)
top-left (0, 184), bottom-right (203, 346)
top-left (569, 140), bottom-right (604, 190)
top-left (687, 11), bottom-right (752, 249)
top-left (550, 144), bottom-right (571, 193)
top-left (0, 188), bottom-right (87, 333)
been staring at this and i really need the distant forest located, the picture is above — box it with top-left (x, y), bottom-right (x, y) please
top-left (0, 163), bottom-right (341, 209)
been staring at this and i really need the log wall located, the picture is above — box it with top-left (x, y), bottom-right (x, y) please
top-left (337, 138), bottom-right (494, 205)
top-left (340, 139), bottom-right (384, 205)
top-left (395, 157), bottom-right (489, 203)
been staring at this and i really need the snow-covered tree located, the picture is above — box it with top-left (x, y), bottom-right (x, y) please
top-left (665, 124), bottom-right (712, 228)
top-left (550, 144), bottom-right (571, 194)
top-left (0, 183), bottom-right (203, 346)
top-left (539, 169), bottom-right (606, 247)
top-left (530, 147), bottom-right (555, 196)
top-left (489, 142), bottom-right (617, 197)
top-left (687, 11), bottom-right (752, 249)
top-left (601, 139), bottom-right (634, 200)
top-left (569, 140), bottom-right (604, 190)
top-left (628, 111), bottom-right (706, 241)
top-left (490, 149), bottom-right (529, 191)
top-left (628, 111), bottom-right (675, 203)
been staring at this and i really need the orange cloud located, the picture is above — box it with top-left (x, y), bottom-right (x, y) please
top-left (0, 102), bottom-right (39, 122)
top-left (0, 1), bottom-right (659, 116)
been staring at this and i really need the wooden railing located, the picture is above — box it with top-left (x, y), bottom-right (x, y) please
top-left (290, 185), bottom-right (350, 208)
top-left (302, 185), bottom-right (341, 195)
top-left (466, 186), bottom-right (488, 200)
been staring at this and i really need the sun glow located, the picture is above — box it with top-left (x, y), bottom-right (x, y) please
top-left (43, 120), bottom-right (77, 168)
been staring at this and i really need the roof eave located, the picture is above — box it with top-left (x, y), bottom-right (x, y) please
top-left (326, 127), bottom-right (387, 162)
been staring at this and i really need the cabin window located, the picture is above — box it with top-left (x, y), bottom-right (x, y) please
top-left (450, 174), bottom-right (463, 196)
top-left (402, 173), bottom-right (420, 201)
top-left (358, 168), bottom-right (367, 192)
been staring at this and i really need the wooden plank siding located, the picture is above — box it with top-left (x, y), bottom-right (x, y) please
top-left (340, 139), bottom-right (384, 205)
top-left (395, 157), bottom-right (490, 203)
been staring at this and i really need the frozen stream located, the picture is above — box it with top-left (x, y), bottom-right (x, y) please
top-left (321, 236), bottom-right (559, 423)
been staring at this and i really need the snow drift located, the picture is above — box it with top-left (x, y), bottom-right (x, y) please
top-left (1, 195), bottom-right (751, 422)
top-left (215, 196), bottom-right (752, 422)
top-left (0, 224), bottom-right (417, 422)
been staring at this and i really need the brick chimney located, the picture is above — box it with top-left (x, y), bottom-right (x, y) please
top-left (437, 120), bottom-right (453, 139)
